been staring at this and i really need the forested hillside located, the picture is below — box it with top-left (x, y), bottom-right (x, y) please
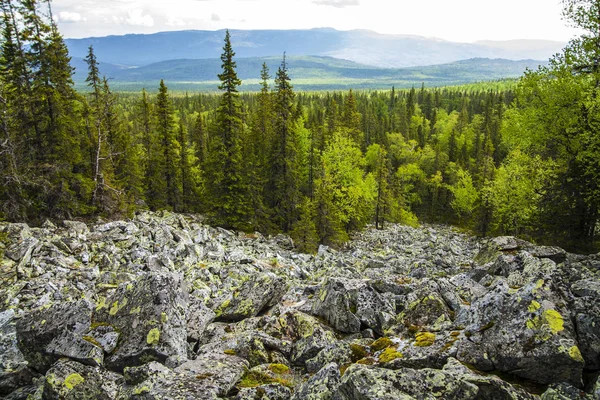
top-left (0, 0), bottom-right (598, 252)
top-left (67, 56), bottom-right (545, 92)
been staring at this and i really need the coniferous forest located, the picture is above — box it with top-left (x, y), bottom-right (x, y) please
top-left (0, 0), bottom-right (599, 253)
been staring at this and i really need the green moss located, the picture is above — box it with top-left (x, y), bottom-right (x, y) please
top-left (356, 357), bottom-right (375, 365)
top-left (237, 370), bottom-right (293, 388)
top-left (82, 335), bottom-right (101, 347)
top-left (64, 373), bottom-right (84, 390)
top-left (146, 328), bottom-right (160, 345)
top-left (378, 346), bottom-right (403, 363)
top-left (90, 321), bottom-right (110, 329)
top-left (339, 363), bottom-right (352, 376)
top-left (370, 337), bottom-right (394, 352)
top-left (268, 363), bottom-right (290, 374)
top-left (478, 321), bottom-right (495, 332)
top-left (350, 344), bottom-right (368, 361)
top-left (414, 332), bottom-right (436, 347)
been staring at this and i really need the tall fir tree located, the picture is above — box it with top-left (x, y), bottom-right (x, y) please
top-left (204, 30), bottom-right (252, 229)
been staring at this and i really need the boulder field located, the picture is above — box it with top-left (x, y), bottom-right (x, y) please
top-left (0, 211), bottom-right (599, 399)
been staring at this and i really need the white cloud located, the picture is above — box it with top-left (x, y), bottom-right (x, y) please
top-left (125, 9), bottom-right (154, 27)
top-left (211, 13), bottom-right (221, 22)
top-left (167, 16), bottom-right (187, 27)
top-left (58, 11), bottom-right (83, 23)
top-left (312, 0), bottom-right (359, 8)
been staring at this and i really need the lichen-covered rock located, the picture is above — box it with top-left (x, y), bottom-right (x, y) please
top-left (332, 364), bottom-right (479, 400)
top-left (237, 383), bottom-right (292, 400)
top-left (572, 297), bottom-right (600, 370)
top-left (186, 296), bottom-right (216, 342)
top-left (291, 362), bottom-right (340, 400)
top-left (1, 309), bottom-right (37, 396)
top-left (16, 299), bottom-right (101, 373)
top-left (214, 272), bottom-right (287, 322)
top-left (442, 358), bottom-right (537, 400)
top-left (393, 280), bottom-right (454, 334)
top-left (571, 279), bottom-right (600, 299)
top-left (119, 353), bottom-right (248, 399)
top-left (93, 272), bottom-right (187, 371)
top-left (279, 311), bottom-right (337, 365)
top-left (2, 212), bottom-right (599, 399)
top-left (198, 328), bottom-right (291, 367)
top-left (312, 278), bottom-right (395, 335)
top-left (174, 352), bottom-right (248, 396)
top-left (540, 382), bottom-right (594, 399)
top-left (306, 342), bottom-right (353, 373)
top-left (456, 277), bottom-right (585, 386)
top-left (42, 360), bottom-right (124, 400)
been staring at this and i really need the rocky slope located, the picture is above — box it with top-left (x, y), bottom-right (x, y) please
top-left (0, 211), bottom-right (599, 399)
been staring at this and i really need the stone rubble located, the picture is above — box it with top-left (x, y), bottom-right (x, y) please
top-left (0, 211), bottom-right (599, 399)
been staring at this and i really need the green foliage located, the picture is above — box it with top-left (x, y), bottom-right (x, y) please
top-left (449, 168), bottom-right (478, 222)
top-left (1, 5), bottom-right (598, 253)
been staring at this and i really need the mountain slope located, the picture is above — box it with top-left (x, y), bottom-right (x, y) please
top-left (64, 28), bottom-right (564, 69)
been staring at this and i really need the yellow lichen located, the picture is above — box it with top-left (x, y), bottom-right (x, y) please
top-left (543, 309), bottom-right (564, 334)
top-left (568, 346), bottom-right (584, 363)
top-left (64, 373), bottom-right (84, 390)
top-left (109, 301), bottom-right (119, 316)
top-left (95, 296), bottom-right (107, 311)
top-left (146, 328), bottom-right (160, 345)
top-left (528, 300), bottom-right (541, 313)
top-left (535, 279), bottom-right (544, 290)
top-left (161, 312), bottom-right (168, 324)
top-left (223, 349), bottom-right (237, 355)
top-left (414, 332), bottom-right (436, 347)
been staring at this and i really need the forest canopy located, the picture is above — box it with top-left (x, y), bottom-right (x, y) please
top-left (0, 0), bottom-right (598, 252)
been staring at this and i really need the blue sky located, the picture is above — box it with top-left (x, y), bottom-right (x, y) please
top-left (53, 0), bottom-right (580, 43)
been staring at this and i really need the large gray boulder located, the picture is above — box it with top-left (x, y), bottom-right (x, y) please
top-left (214, 271), bottom-right (287, 322)
top-left (456, 277), bottom-right (585, 386)
top-left (42, 360), bottom-right (124, 400)
top-left (121, 353), bottom-right (248, 399)
top-left (312, 278), bottom-right (395, 335)
top-left (280, 311), bottom-right (337, 365)
top-left (291, 362), bottom-right (340, 400)
top-left (93, 272), bottom-right (188, 371)
top-left (332, 364), bottom-right (479, 400)
top-left (16, 299), bottom-right (102, 373)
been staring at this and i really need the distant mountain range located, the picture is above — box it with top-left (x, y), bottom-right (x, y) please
top-left (64, 28), bottom-right (564, 69)
top-left (70, 55), bottom-right (547, 92)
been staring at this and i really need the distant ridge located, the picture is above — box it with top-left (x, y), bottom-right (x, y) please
top-left (70, 55), bottom-right (547, 91)
top-left (65, 28), bottom-right (564, 69)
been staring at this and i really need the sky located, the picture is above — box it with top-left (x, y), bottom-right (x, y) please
top-left (52, 0), bottom-right (581, 43)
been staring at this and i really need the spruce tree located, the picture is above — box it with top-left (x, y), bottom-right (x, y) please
top-left (269, 53), bottom-right (302, 231)
top-left (204, 30), bottom-right (252, 229)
